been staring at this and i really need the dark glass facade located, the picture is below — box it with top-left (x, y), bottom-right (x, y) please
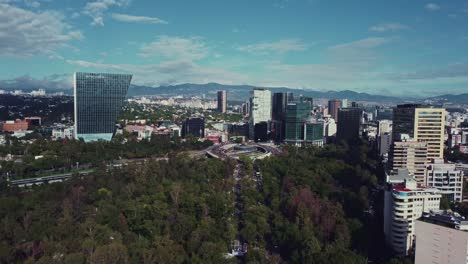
top-left (392, 104), bottom-right (418, 140)
top-left (285, 101), bottom-right (312, 144)
top-left (74, 72), bottom-right (132, 142)
top-left (182, 117), bottom-right (205, 138)
top-left (305, 122), bottom-right (323, 142)
top-left (254, 122), bottom-right (268, 142)
top-left (336, 107), bottom-right (363, 141)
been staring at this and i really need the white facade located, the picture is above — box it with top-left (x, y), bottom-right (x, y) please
top-left (384, 177), bottom-right (441, 256)
top-left (325, 118), bottom-right (337, 137)
top-left (426, 159), bottom-right (463, 202)
top-left (378, 120), bottom-right (392, 136)
top-left (52, 127), bottom-right (74, 140)
top-left (249, 89), bottom-right (271, 138)
top-left (415, 212), bottom-right (468, 264)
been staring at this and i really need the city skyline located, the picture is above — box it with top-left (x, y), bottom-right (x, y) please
top-left (1, 0), bottom-right (468, 97)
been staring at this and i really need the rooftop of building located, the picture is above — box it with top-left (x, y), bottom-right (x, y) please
top-left (419, 210), bottom-right (468, 231)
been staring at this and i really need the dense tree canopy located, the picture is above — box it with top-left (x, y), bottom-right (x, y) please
top-left (0, 139), bottom-right (386, 263)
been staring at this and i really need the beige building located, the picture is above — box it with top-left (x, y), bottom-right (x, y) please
top-left (413, 108), bottom-right (445, 159)
top-left (390, 139), bottom-right (428, 183)
top-left (393, 105), bottom-right (445, 160)
top-left (415, 211), bottom-right (468, 264)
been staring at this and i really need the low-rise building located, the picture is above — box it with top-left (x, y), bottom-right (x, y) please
top-left (2, 120), bottom-right (29, 132)
top-left (415, 211), bottom-right (468, 264)
top-left (425, 159), bottom-right (463, 202)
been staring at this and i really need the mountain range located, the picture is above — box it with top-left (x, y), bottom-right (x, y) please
top-left (1, 80), bottom-right (467, 105)
top-left (127, 83), bottom-right (411, 104)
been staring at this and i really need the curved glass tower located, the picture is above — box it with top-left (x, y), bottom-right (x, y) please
top-left (74, 72), bottom-right (132, 142)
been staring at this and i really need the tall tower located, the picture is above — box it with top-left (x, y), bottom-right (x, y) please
top-left (336, 107), bottom-right (363, 141)
top-left (272, 92), bottom-right (293, 143)
top-left (328, 99), bottom-right (342, 121)
top-left (249, 89), bottom-right (272, 140)
top-left (74, 72), bottom-right (132, 142)
top-left (217, 90), bottom-right (227, 113)
top-left (393, 104), bottom-right (445, 160)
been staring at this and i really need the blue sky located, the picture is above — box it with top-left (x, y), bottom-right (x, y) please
top-left (0, 0), bottom-right (467, 97)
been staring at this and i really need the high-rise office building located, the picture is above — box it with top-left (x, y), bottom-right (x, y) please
top-left (390, 139), bottom-right (428, 183)
top-left (74, 72), bottom-right (132, 142)
top-left (328, 99), bottom-right (342, 121)
top-left (384, 173), bottom-right (441, 256)
top-left (415, 211), bottom-right (468, 264)
top-left (182, 117), bottom-right (205, 138)
top-left (217, 90), bottom-right (227, 113)
top-left (336, 107), bottom-right (363, 141)
top-left (284, 101), bottom-right (312, 145)
top-left (393, 104), bottom-right (445, 160)
top-left (249, 89), bottom-right (272, 140)
top-left (272, 92), bottom-right (293, 143)
top-left (425, 159), bottom-right (463, 202)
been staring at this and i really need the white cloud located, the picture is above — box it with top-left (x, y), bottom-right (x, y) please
top-left (369, 23), bottom-right (410, 32)
top-left (328, 37), bottom-right (390, 68)
top-left (82, 0), bottom-right (130, 26)
top-left (237, 39), bottom-right (307, 54)
top-left (425, 3), bottom-right (440, 11)
top-left (66, 59), bottom-right (246, 86)
top-left (0, 3), bottom-right (83, 58)
top-left (111, 13), bottom-right (168, 24)
top-left (138, 36), bottom-right (208, 60)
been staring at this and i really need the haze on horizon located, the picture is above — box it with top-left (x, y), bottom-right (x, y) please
top-left (0, 0), bottom-right (467, 97)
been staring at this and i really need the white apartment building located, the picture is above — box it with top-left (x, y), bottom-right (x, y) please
top-left (426, 159), bottom-right (463, 202)
top-left (384, 174), bottom-right (441, 256)
top-left (249, 89), bottom-right (271, 139)
top-left (415, 211), bottom-right (468, 264)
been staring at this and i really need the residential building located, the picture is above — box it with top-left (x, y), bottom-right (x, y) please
top-left (390, 138), bottom-right (428, 183)
top-left (249, 89), bottom-right (271, 139)
top-left (393, 104), bottom-right (445, 160)
top-left (425, 159), bottom-right (463, 202)
top-left (384, 172), bottom-right (441, 256)
top-left (2, 120), bottom-right (29, 132)
top-left (182, 117), bottom-right (205, 138)
top-left (217, 90), bottom-right (227, 113)
top-left (328, 99), bottom-right (341, 122)
top-left (336, 107), bottom-right (363, 141)
top-left (415, 211), bottom-right (468, 264)
top-left (74, 72), bottom-right (132, 142)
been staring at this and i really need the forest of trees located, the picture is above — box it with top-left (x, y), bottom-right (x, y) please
top-left (0, 140), bottom-right (409, 263)
top-left (0, 135), bottom-right (212, 179)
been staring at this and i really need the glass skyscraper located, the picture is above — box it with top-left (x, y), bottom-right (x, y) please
top-left (74, 72), bottom-right (132, 142)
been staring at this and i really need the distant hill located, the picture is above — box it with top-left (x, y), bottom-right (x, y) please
top-left (425, 93), bottom-right (468, 105)
top-left (128, 83), bottom-right (407, 103)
